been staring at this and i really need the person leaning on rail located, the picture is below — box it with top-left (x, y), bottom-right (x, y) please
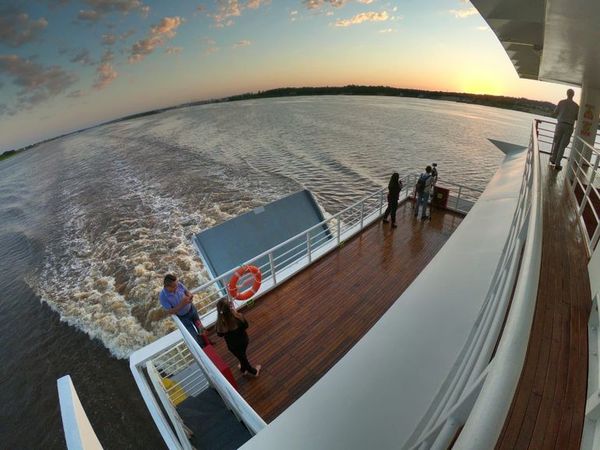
top-left (159, 273), bottom-right (212, 347)
top-left (382, 172), bottom-right (402, 228)
top-left (550, 88), bottom-right (579, 171)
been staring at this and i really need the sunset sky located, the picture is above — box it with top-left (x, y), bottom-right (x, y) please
top-left (0, 0), bottom-right (577, 151)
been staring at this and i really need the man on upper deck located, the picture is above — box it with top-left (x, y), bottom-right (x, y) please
top-left (550, 88), bottom-right (579, 170)
top-left (159, 273), bottom-right (209, 347)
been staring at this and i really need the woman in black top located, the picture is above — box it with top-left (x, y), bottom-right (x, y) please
top-left (216, 298), bottom-right (261, 377)
top-left (382, 172), bottom-right (402, 228)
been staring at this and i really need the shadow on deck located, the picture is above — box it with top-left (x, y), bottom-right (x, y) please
top-left (496, 154), bottom-right (592, 449)
top-left (208, 201), bottom-right (463, 422)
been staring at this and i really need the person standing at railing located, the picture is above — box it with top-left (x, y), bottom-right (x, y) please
top-left (159, 274), bottom-right (211, 348)
top-left (382, 172), bottom-right (402, 228)
top-left (550, 88), bottom-right (579, 171)
top-left (216, 299), bottom-right (261, 377)
top-left (415, 165), bottom-right (433, 220)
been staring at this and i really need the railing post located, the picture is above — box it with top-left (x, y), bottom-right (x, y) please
top-left (577, 152), bottom-right (599, 217)
top-left (456, 186), bottom-right (462, 210)
top-left (379, 190), bottom-right (384, 215)
top-left (268, 252), bottom-right (277, 286)
top-left (360, 200), bottom-right (365, 229)
top-left (337, 219), bottom-right (341, 245)
top-left (306, 231), bottom-right (312, 263)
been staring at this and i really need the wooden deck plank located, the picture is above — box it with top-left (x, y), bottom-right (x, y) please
top-left (207, 202), bottom-right (463, 422)
top-left (496, 155), bottom-right (591, 450)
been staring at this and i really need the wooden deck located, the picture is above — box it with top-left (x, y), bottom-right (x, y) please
top-left (496, 154), bottom-right (592, 449)
top-left (208, 202), bottom-right (463, 422)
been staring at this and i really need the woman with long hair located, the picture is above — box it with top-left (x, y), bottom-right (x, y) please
top-left (382, 172), bottom-right (402, 228)
top-left (216, 298), bottom-right (261, 377)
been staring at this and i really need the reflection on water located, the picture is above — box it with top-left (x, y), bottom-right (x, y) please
top-left (0, 96), bottom-right (535, 447)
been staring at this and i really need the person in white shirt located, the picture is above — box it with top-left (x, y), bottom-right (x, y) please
top-left (550, 89), bottom-right (579, 170)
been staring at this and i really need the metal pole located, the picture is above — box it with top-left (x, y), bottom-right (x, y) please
top-left (306, 232), bottom-right (312, 263)
top-left (379, 190), bottom-right (384, 215)
top-left (337, 219), bottom-right (341, 245)
top-left (577, 152), bottom-right (599, 216)
top-left (456, 186), bottom-right (462, 210)
top-left (268, 252), bottom-right (277, 286)
top-left (360, 200), bottom-right (365, 230)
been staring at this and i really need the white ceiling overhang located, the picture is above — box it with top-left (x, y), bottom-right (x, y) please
top-left (471, 0), bottom-right (600, 88)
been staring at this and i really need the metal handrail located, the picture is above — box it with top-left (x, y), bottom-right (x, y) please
top-left (453, 120), bottom-right (543, 449)
top-left (187, 174), bottom-right (481, 322)
top-left (404, 122), bottom-right (538, 449)
top-left (173, 316), bottom-right (267, 435)
top-left (566, 135), bottom-right (600, 253)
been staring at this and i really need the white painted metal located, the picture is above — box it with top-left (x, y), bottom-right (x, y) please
top-left (471, 0), bottom-right (600, 88)
top-left (238, 129), bottom-right (531, 450)
top-left (566, 136), bottom-right (600, 255)
top-left (146, 362), bottom-right (193, 450)
top-left (454, 122), bottom-right (543, 449)
top-left (582, 295), bottom-right (600, 449)
top-left (405, 124), bottom-right (539, 449)
top-left (57, 375), bottom-right (103, 450)
top-left (129, 331), bottom-right (190, 450)
top-left (187, 176), bottom-right (479, 329)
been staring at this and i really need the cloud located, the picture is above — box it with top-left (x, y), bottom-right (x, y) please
top-left (70, 49), bottom-right (94, 65)
top-left (93, 63), bottom-right (117, 89)
top-left (0, 55), bottom-right (78, 111)
top-left (200, 37), bottom-right (218, 55)
top-left (77, 0), bottom-right (149, 22)
top-left (84, 0), bottom-right (146, 14)
top-left (246, 0), bottom-right (268, 8)
top-left (379, 28), bottom-right (394, 33)
top-left (303, 0), bottom-right (349, 10)
top-left (165, 46), bottom-right (182, 55)
top-left (212, 0), bottom-right (241, 27)
top-left (449, 7), bottom-right (478, 18)
top-left (128, 16), bottom-right (183, 63)
top-left (233, 39), bottom-right (251, 48)
top-left (77, 9), bottom-right (102, 22)
top-left (0, 6), bottom-right (48, 47)
top-left (335, 10), bottom-right (388, 27)
top-left (66, 89), bottom-right (83, 98)
top-left (102, 33), bottom-right (117, 45)
top-left (120, 29), bottom-right (136, 40)
top-left (140, 5), bottom-right (150, 17)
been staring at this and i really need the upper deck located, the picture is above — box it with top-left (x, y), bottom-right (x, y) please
top-left (207, 202), bottom-right (463, 422)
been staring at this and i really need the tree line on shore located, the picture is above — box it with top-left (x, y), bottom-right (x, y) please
top-left (3, 85), bottom-right (555, 158)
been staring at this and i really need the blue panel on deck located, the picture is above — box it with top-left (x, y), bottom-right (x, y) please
top-left (193, 190), bottom-right (332, 281)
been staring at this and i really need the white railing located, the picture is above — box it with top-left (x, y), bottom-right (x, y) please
top-left (582, 293), bottom-right (600, 450)
top-left (57, 375), bottom-right (104, 450)
top-left (189, 178), bottom-right (413, 320)
top-left (566, 136), bottom-right (600, 255)
top-left (146, 361), bottom-right (194, 450)
top-left (535, 118), bottom-right (574, 158)
top-left (174, 316), bottom-right (267, 435)
top-left (402, 121), bottom-right (542, 449)
top-left (452, 120), bottom-right (543, 449)
top-left (189, 176), bottom-right (480, 325)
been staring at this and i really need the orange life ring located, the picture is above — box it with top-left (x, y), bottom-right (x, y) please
top-left (228, 265), bottom-right (262, 301)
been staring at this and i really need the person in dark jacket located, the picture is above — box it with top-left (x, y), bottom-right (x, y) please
top-left (382, 172), bottom-right (402, 228)
top-left (216, 298), bottom-right (261, 377)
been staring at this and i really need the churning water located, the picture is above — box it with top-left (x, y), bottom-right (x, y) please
top-left (0, 96), bottom-right (535, 448)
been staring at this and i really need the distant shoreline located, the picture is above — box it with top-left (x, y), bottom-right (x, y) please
top-left (3, 85), bottom-right (554, 157)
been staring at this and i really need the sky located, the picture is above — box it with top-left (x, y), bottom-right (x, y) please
top-left (0, 0), bottom-right (576, 152)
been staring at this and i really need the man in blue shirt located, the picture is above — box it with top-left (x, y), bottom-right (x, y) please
top-left (160, 273), bottom-right (208, 347)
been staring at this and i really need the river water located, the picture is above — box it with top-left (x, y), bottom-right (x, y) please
top-left (0, 96), bottom-right (536, 448)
